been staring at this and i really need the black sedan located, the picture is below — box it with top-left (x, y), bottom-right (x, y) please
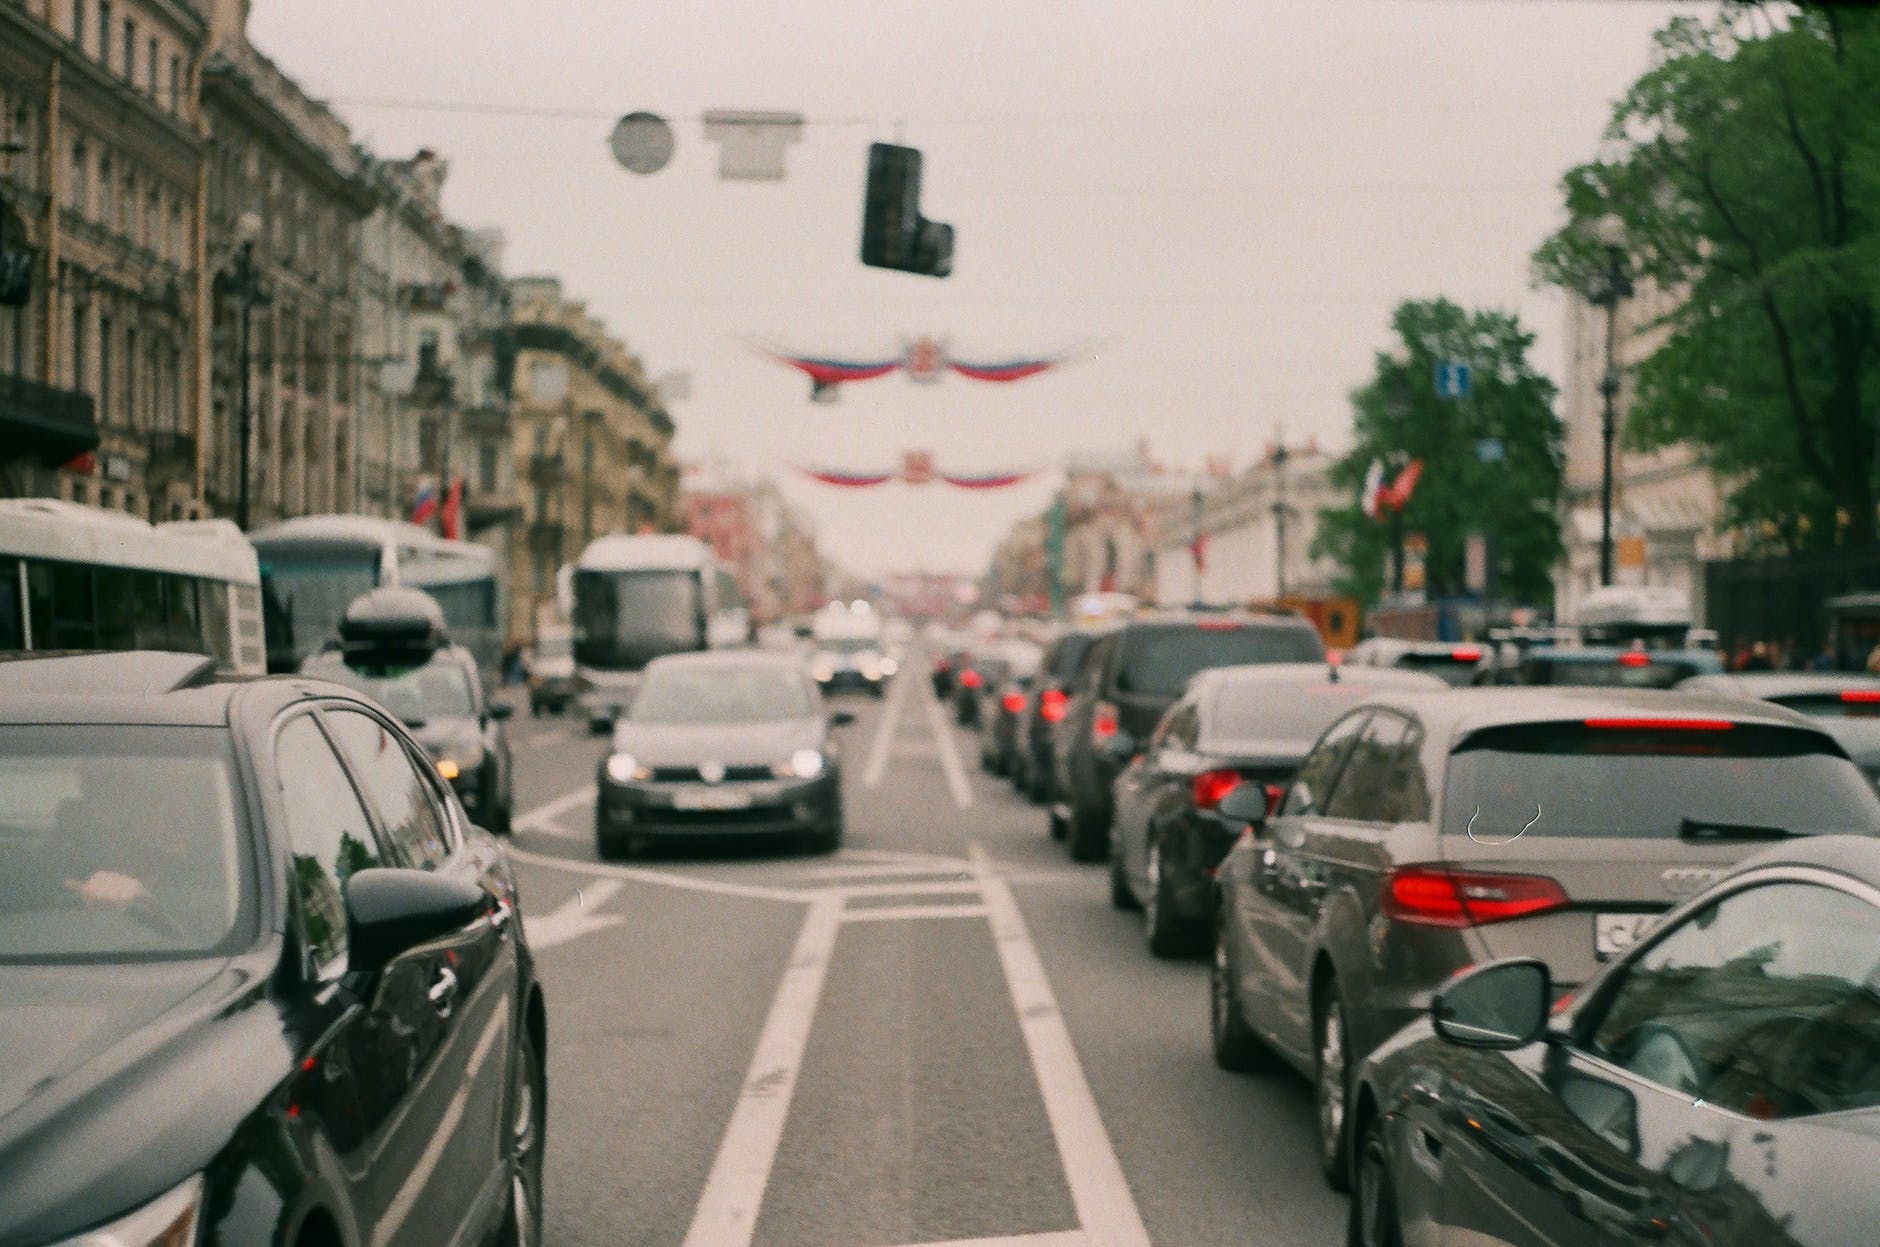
top-left (0, 650), bottom-right (545, 1247)
top-left (596, 650), bottom-right (851, 856)
top-left (1108, 662), bottom-right (1445, 955)
top-left (1350, 835), bottom-right (1880, 1247)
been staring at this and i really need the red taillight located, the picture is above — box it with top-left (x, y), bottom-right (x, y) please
top-left (1584, 717), bottom-right (1734, 731)
top-left (1326, 648), bottom-right (1344, 667)
top-left (1617, 651), bottom-right (1650, 668)
top-left (1195, 620), bottom-right (1245, 631)
top-left (1265, 783), bottom-right (1285, 817)
top-left (1002, 691), bottom-right (1027, 714)
top-left (1040, 688), bottom-right (1068, 723)
top-left (1382, 867), bottom-right (1569, 928)
top-left (1844, 690), bottom-right (1880, 704)
top-left (1093, 702), bottom-right (1120, 741)
top-left (1191, 768), bottom-right (1242, 810)
top-left (1452, 646), bottom-right (1482, 662)
top-left (960, 669), bottom-right (984, 689)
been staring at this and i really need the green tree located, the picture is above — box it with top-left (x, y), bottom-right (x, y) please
top-left (1533, 4), bottom-right (1880, 550)
top-left (1314, 299), bottom-right (1564, 605)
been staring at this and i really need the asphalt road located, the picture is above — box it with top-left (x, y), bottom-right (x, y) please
top-left (501, 663), bottom-right (1348, 1247)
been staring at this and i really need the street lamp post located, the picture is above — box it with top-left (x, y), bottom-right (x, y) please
top-left (1587, 216), bottom-right (1633, 588)
top-left (1191, 483), bottom-right (1204, 605)
top-left (1272, 443), bottom-right (1292, 598)
top-left (217, 212), bottom-right (268, 530)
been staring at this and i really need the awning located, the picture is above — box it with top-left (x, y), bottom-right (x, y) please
top-left (1, 373), bottom-right (98, 467)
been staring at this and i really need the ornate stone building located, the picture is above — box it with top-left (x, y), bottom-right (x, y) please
top-left (0, 0), bottom-right (211, 517)
top-left (506, 275), bottom-right (678, 639)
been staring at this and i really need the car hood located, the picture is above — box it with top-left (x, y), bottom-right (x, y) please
top-left (612, 718), bottom-right (824, 768)
top-left (0, 953), bottom-right (295, 1243)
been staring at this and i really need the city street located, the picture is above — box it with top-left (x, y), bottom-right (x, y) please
top-left (505, 665), bottom-right (1347, 1247)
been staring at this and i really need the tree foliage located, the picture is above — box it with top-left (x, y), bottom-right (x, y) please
top-left (1314, 299), bottom-right (1564, 606)
top-left (1533, 3), bottom-right (1880, 550)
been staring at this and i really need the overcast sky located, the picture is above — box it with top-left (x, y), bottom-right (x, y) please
top-left (251, 0), bottom-right (1695, 577)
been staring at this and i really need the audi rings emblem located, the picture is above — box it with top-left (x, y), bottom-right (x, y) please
top-left (699, 760), bottom-right (727, 785)
top-left (1661, 867), bottom-right (1722, 897)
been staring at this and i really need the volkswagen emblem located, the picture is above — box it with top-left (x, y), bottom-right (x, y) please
top-left (1661, 867), bottom-right (1722, 898)
top-left (699, 760), bottom-right (727, 785)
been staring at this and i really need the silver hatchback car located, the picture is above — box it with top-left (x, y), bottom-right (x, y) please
top-left (1209, 686), bottom-right (1880, 1192)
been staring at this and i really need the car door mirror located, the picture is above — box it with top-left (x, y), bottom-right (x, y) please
top-left (488, 703), bottom-right (514, 721)
top-left (829, 710), bottom-right (857, 728)
top-left (1216, 782), bottom-right (1272, 830)
top-left (1432, 958), bottom-right (1551, 1049)
top-left (344, 867), bottom-right (489, 974)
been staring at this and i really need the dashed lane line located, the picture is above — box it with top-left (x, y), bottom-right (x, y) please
top-left (511, 784), bottom-right (597, 834)
top-left (839, 903), bottom-right (991, 924)
top-left (505, 845), bottom-right (814, 906)
top-left (522, 878), bottom-right (625, 949)
top-left (863, 663), bottom-right (915, 789)
top-left (915, 663), bottom-right (976, 809)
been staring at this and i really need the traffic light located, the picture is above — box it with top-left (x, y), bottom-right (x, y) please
top-left (860, 143), bottom-right (953, 277)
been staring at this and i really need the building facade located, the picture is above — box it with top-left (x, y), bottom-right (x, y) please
top-left (0, 0), bottom-right (211, 518)
top-left (506, 275), bottom-right (678, 639)
top-left (1146, 444), bottom-right (1342, 607)
top-left (681, 467), bottom-right (829, 622)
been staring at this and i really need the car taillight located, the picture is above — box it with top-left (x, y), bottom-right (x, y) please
top-left (1002, 691), bottom-right (1027, 714)
top-left (1093, 701), bottom-right (1120, 741)
top-left (1844, 690), bottom-right (1880, 704)
top-left (1264, 783), bottom-right (1285, 817)
top-left (1382, 867), bottom-right (1569, 928)
top-left (1616, 651), bottom-right (1650, 668)
top-left (960, 669), bottom-right (984, 689)
top-left (1040, 688), bottom-right (1068, 723)
top-left (1191, 768), bottom-right (1242, 810)
top-left (1452, 646), bottom-right (1482, 662)
top-left (1583, 717), bottom-right (1734, 731)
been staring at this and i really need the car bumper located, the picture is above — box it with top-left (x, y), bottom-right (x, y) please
top-left (597, 772), bottom-right (840, 835)
top-left (579, 686), bottom-right (636, 725)
top-left (817, 670), bottom-right (884, 693)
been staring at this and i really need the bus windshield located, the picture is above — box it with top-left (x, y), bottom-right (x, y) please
top-left (573, 569), bottom-right (704, 671)
top-left (256, 547), bottom-right (378, 668)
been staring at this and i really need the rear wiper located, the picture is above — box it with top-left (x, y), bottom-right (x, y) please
top-left (1679, 818), bottom-right (1796, 842)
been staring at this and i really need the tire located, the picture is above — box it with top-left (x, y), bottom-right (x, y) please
top-left (1348, 1108), bottom-right (1402, 1247)
top-left (1048, 803), bottom-right (1068, 841)
top-left (1027, 762), bottom-right (1054, 807)
top-left (1067, 797), bottom-right (1108, 862)
top-left (812, 807), bottom-right (845, 854)
top-left (495, 1023), bottom-right (546, 1247)
top-left (1143, 838), bottom-right (1199, 957)
top-left (486, 775), bottom-right (513, 836)
top-left (1109, 839), bottom-right (1140, 911)
top-left (1315, 985), bottom-right (1355, 1192)
top-left (588, 719), bottom-right (611, 736)
top-left (1210, 915), bottom-right (1269, 1072)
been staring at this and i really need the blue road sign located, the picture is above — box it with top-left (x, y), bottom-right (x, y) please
top-left (1435, 361), bottom-right (1472, 399)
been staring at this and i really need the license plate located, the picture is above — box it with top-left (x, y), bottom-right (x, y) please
top-left (673, 788), bottom-right (752, 811)
top-left (1595, 913), bottom-right (1656, 959)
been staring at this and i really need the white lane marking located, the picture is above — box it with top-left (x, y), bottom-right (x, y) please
top-left (836, 880), bottom-right (983, 899)
top-left (791, 863), bottom-right (974, 881)
top-left (968, 843), bottom-right (1152, 1247)
top-left (839, 903), bottom-right (991, 924)
top-left (681, 894), bottom-right (844, 1247)
top-left (506, 845), bottom-right (813, 905)
top-left (523, 878), bottom-right (626, 949)
top-left (916, 665), bottom-right (975, 809)
top-left (863, 663), bottom-right (913, 788)
top-left (511, 784), bottom-right (598, 833)
top-left (887, 1233), bottom-right (1089, 1247)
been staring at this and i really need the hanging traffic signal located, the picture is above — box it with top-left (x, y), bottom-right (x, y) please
top-left (860, 143), bottom-right (953, 277)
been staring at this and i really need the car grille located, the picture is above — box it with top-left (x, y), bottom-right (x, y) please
top-left (650, 764), bottom-right (776, 783)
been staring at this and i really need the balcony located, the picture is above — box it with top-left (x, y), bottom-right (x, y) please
top-left (146, 430), bottom-right (197, 478)
top-left (0, 371), bottom-right (98, 467)
top-left (528, 451), bottom-right (567, 484)
top-left (527, 519), bottom-right (565, 552)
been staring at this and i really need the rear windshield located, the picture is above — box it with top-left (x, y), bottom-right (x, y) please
top-left (1772, 694), bottom-right (1880, 721)
top-left (1519, 656), bottom-right (1705, 689)
top-left (1395, 653), bottom-right (1483, 688)
top-left (1117, 623), bottom-right (1325, 697)
top-left (1446, 722), bottom-right (1880, 841)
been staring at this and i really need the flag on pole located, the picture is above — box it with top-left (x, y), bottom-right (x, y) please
top-left (440, 475), bottom-right (464, 540)
top-left (1189, 533), bottom-right (1210, 573)
top-left (1382, 459), bottom-right (1424, 512)
top-left (1360, 461), bottom-right (1385, 520)
top-left (411, 481), bottom-right (440, 526)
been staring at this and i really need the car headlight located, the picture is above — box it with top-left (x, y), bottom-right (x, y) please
top-left (811, 663), bottom-right (836, 682)
top-left (880, 657), bottom-right (899, 676)
top-left (780, 748), bottom-right (825, 779)
top-left (56, 1173), bottom-right (204, 1246)
top-left (606, 753), bottom-right (650, 783)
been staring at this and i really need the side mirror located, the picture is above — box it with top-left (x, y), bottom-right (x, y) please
top-left (344, 868), bottom-right (489, 974)
top-left (1216, 782), bottom-right (1272, 829)
top-left (1102, 730), bottom-right (1138, 764)
top-left (1432, 958), bottom-right (1551, 1050)
top-left (489, 703), bottom-right (514, 721)
top-left (830, 710), bottom-right (857, 728)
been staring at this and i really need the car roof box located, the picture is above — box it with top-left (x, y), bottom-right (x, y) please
top-left (339, 587), bottom-right (447, 662)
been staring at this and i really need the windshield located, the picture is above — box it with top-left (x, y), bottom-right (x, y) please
top-left (817, 636), bottom-right (882, 655)
top-left (1447, 723), bottom-right (1880, 840)
top-left (630, 666), bottom-right (814, 724)
top-left (574, 569), bottom-right (703, 671)
top-left (0, 727), bottom-right (248, 960)
top-left (305, 654), bottom-right (477, 721)
top-left (1118, 625), bottom-right (1325, 698)
top-left (257, 547), bottom-right (379, 662)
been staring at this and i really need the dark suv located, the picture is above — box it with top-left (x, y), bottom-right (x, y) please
top-left (1051, 611), bottom-right (1325, 860)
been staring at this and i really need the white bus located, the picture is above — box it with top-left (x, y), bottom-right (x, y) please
top-left (249, 515), bottom-right (504, 676)
top-left (0, 498), bottom-right (265, 674)
top-left (562, 533), bottom-right (747, 730)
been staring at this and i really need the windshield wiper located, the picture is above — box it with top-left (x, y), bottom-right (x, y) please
top-left (1679, 818), bottom-right (1796, 842)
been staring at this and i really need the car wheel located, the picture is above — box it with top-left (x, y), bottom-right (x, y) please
top-left (1316, 985), bottom-right (1354, 1191)
top-left (1028, 764), bottom-right (1054, 807)
top-left (1348, 1109), bottom-right (1402, 1247)
top-left (812, 804), bottom-right (845, 854)
top-left (1067, 798), bottom-right (1107, 862)
top-left (1210, 915), bottom-right (1269, 1071)
top-left (495, 1024), bottom-right (546, 1247)
top-left (1108, 838), bottom-right (1140, 911)
top-left (1143, 839), bottom-right (1197, 957)
top-left (529, 700), bottom-right (543, 718)
top-left (587, 718), bottom-right (611, 736)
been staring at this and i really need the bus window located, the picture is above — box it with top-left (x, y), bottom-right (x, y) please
top-left (164, 575), bottom-right (201, 654)
top-left (47, 561), bottom-right (96, 650)
top-left (200, 580), bottom-right (233, 667)
top-left (0, 560), bottom-right (21, 650)
top-left (95, 567), bottom-right (135, 649)
top-left (130, 570), bottom-right (167, 649)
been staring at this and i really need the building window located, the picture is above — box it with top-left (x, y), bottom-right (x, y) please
top-left (72, 0), bottom-right (84, 47)
top-left (479, 439), bottom-right (500, 493)
top-left (169, 55), bottom-right (182, 113)
top-left (69, 142), bottom-right (87, 216)
top-left (97, 1), bottom-right (109, 63)
top-left (98, 315), bottom-right (112, 420)
top-left (96, 156), bottom-right (110, 223)
top-left (122, 18), bottom-right (134, 81)
top-left (70, 301), bottom-right (87, 393)
top-left (124, 326), bottom-right (137, 429)
top-left (147, 37), bottom-right (158, 97)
